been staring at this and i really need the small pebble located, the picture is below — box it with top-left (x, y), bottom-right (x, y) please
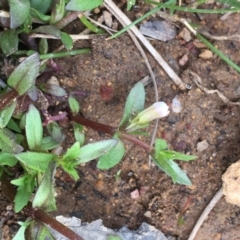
top-left (172, 95), bottom-right (182, 113)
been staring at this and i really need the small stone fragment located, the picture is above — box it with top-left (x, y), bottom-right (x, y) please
top-left (222, 160), bottom-right (240, 206)
top-left (179, 53), bottom-right (188, 66)
top-left (199, 50), bottom-right (213, 59)
top-left (103, 11), bottom-right (112, 27)
top-left (144, 211), bottom-right (152, 218)
top-left (131, 189), bottom-right (140, 199)
top-left (193, 40), bottom-right (206, 49)
top-left (47, 76), bottom-right (60, 86)
top-left (178, 28), bottom-right (192, 42)
top-left (172, 95), bottom-right (182, 113)
top-left (197, 139), bottom-right (209, 152)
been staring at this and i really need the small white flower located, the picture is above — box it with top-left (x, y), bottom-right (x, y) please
top-left (126, 102), bottom-right (169, 131)
top-left (137, 102), bottom-right (169, 123)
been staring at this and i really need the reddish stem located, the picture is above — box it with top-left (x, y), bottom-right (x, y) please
top-left (68, 112), bottom-right (152, 153)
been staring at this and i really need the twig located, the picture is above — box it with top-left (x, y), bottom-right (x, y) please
top-left (29, 33), bottom-right (97, 40)
top-left (189, 71), bottom-right (240, 106)
top-left (187, 188), bottom-right (223, 240)
top-left (103, 0), bottom-right (186, 90)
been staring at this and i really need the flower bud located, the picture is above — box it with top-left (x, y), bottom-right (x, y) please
top-left (126, 102), bottom-right (169, 132)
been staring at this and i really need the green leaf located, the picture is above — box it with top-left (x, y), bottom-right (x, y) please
top-left (39, 136), bottom-right (60, 151)
top-left (76, 139), bottom-right (118, 164)
top-left (68, 95), bottom-right (80, 114)
top-left (50, 0), bottom-right (65, 24)
top-left (152, 156), bottom-right (192, 185)
top-left (97, 138), bottom-right (125, 169)
top-left (60, 31), bottom-right (73, 51)
top-left (39, 83), bottom-right (67, 97)
top-left (26, 104), bottom-right (43, 150)
top-left (155, 138), bottom-right (168, 152)
top-left (0, 128), bottom-right (23, 153)
top-left (32, 162), bottom-right (57, 212)
top-left (73, 122), bottom-right (85, 146)
top-left (79, 15), bottom-right (104, 33)
top-left (0, 29), bottom-right (19, 56)
top-left (11, 174), bottom-right (35, 212)
top-left (159, 150), bottom-right (196, 161)
top-left (25, 220), bottom-right (55, 240)
top-left (16, 152), bottom-right (55, 172)
top-left (7, 53), bottom-right (40, 96)
top-left (13, 221), bottom-right (32, 240)
top-left (63, 142), bottom-right (80, 161)
top-left (0, 153), bottom-right (18, 166)
top-left (9, 0), bottom-right (30, 28)
top-left (119, 82), bottom-right (145, 127)
top-left (66, 0), bottom-right (103, 11)
top-left (0, 101), bottom-right (17, 128)
top-left (7, 118), bottom-right (22, 133)
top-left (33, 25), bottom-right (61, 38)
top-left (216, 0), bottom-right (240, 8)
top-left (39, 38), bottom-right (48, 54)
top-left (30, 8), bottom-right (51, 23)
top-left (61, 161), bottom-right (79, 180)
top-left (127, 0), bottom-right (136, 10)
top-left (47, 122), bottom-right (65, 142)
top-left (30, 0), bottom-right (53, 14)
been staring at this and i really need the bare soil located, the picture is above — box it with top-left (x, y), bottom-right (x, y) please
top-left (1, 4), bottom-right (240, 240)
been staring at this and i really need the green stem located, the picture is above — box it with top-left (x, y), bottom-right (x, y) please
top-left (39, 48), bottom-right (91, 60)
top-left (196, 33), bottom-right (240, 73)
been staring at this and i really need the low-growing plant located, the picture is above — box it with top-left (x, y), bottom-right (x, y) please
top-left (0, 52), bottom-right (196, 239)
top-left (0, 0), bottom-right (198, 239)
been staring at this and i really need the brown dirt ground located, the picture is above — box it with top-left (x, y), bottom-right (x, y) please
top-left (1, 3), bottom-right (240, 240)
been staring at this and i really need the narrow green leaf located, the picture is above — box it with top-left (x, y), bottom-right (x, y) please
top-left (30, 8), bottom-right (51, 23)
top-left (16, 152), bottom-right (55, 172)
top-left (39, 83), bottom-right (67, 97)
top-left (0, 153), bottom-right (18, 166)
top-left (159, 150), bottom-right (196, 161)
top-left (39, 136), bottom-right (60, 151)
top-left (73, 122), bottom-right (85, 146)
top-left (33, 25), bottom-right (61, 38)
top-left (0, 29), bottom-right (19, 56)
top-left (26, 104), bottom-right (43, 150)
top-left (9, 0), bottom-right (30, 28)
top-left (25, 220), bottom-right (55, 240)
top-left (153, 156), bottom-right (192, 185)
top-left (66, 0), bottom-right (103, 11)
top-left (32, 162), bottom-right (57, 212)
top-left (0, 101), bottom-right (17, 128)
top-left (60, 31), bottom-right (73, 51)
top-left (97, 139), bottom-right (125, 169)
top-left (13, 221), bottom-right (32, 240)
top-left (39, 38), bottom-right (48, 54)
top-left (216, 0), bottom-right (240, 8)
top-left (119, 82), bottom-right (145, 127)
top-left (127, 0), bottom-right (136, 10)
top-left (7, 118), bottom-right (22, 133)
top-left (0, 128), bottom-right (23, 153)
top-left (50, 0), bottom-right (65, 24)
top-left (68, 95), bottom-right (80, 114)
top-left (76, 139), bottom-right (118, 164)
top-left (63, 142), bottom-right (80, 161)
top-left (47, 122), bottom-right (65, 142)
top-left (7, 53), bottom-right (40, 96)
top-left (79, 15), bottom-right (104, 33)
top-left (30, 0), bottom-right (53, 14)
